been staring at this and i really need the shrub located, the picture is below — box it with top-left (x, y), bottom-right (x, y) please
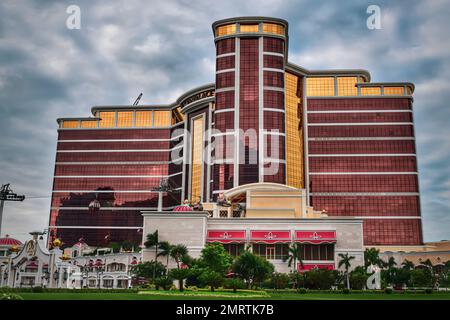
top-left (350, 272), bottom-right (368, 290)
top-left (384, 288), bottom-right (393, 294)
top-left (31, 286), bottom-right (44, 293)
top-left (304, 269), bottom-right (336, 290)
top-left (266, 273), bottom-right (290, 289)
top-left (198, 269), bottom-right (224, 292)
top-left (0, 293), bottom-right (23, 300)
top-left (288, 272), bottom-right (305, 289)
top-left (154, 276), bottom-right (173, 291)
top-left (298, 288), bottom-right (307, 294)
top-left (342, 288), bottom-right (350, 294)
top-left (425, 288), bottom-right (433, 294)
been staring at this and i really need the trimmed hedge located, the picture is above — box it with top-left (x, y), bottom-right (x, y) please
top-left (0, 287), bottom-right (139, 294)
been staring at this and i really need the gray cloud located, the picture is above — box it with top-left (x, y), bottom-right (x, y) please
top-left (0, 0), bottom-right (449, 243)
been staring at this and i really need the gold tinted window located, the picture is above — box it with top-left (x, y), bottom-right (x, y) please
top-left (80, 120), bottom-right (98, 128)
top-left (306, 77), bottom-right (335, 96)
top-left (361, 86), bottom-right (382, 96)
top-left (285, 72), bottom-right (304, 189)
top-left (384, 86), bottom-right (405, 95)
top-left (191, 116), bottom-right (204, 202)
top-left (117, 111), bottom-right (134, 128)
top-left (99, 112), bottom-right (116, 128)
top-left (337, 77), bottom-right (358, 96)
top-left (135, 111), bottom-right (153, 127)
top-left (153, 111), bottom-right (171, 127)
top-left (263, 23), bottom-right (285, 35)
top-left (216, 24), bottom-right (236, 37)
top-left (62, 120), bottom-right (79, 129)
top-left (406, 87), bottom-right (413, 95)
top-left (240, 24), bottom-right (259, 33)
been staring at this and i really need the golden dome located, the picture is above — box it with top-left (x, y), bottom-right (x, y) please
top-left (10, 245), bottom-right (20, 253)
top-left (52, 238), bottom-right (62, 248)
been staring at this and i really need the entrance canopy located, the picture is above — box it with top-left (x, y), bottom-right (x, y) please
top-left (223, 182), bottom-right (299, 203)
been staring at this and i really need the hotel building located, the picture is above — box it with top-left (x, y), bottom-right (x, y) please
top-left (49, 17), bottom-right (422, 270)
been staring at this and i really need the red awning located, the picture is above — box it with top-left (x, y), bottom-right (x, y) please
top-left (250, 230), bottom-right (291, 244)
top-left (297, 263), bottom-right (335, 272)
top-left (295, 231), bottom-right (336, 244)
top-left (207, 230), bottom-right (246, 243)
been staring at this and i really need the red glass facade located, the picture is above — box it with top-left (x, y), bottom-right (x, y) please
top-left (307, 98), bottom-right (422, 245)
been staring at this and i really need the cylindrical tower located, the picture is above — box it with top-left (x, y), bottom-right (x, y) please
top-left (212, 17), bottom-right (289, 197)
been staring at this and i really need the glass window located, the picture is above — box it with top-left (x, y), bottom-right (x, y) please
top-left (240, 24), bottom-right (259, 33)
top-left (99, 112), bottom-right (116, 128)
top-left (215, 24), bottom-right (236, 37)
top-left (337, 77), bottom-right (358, 96)
top-left (406, 87), bottom-right (413, 95)
top-left (135, 111), bottom-right (153, 127)
top-left (306, 77), bottom-right (335, 96)
top-left (62, 120), bottom-right (79, 128)
top-left (285, 72), bottom-right (304, 188)
top-left (117, 111), bottom-right (134, 128)
top-left (80, 120), bottom-right (97, 128)
top-left (253, 243), bottom-right (289, 259)
top-left (384, 86), bottom-right (405, 95)
top-left (361, 86), bottom-right (382, 96)
top-left (153, 111), bottom-right (171, 127)
top-left (190, 116), bottom-right (204, 202)
top-left (172, 107), bottom-right (184, 125)
top-left (262, 23), bottom-right (285, 35)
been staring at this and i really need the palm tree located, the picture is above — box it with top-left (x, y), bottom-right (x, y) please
top-left (338, 253), bottom-right (355, 289)
top-left (387, 257), bottom-right (397, 269)
top-left (157, 241), bottom-right (173, 267)
top-left (283, 243), bottom-right (303, 272)
top-left (402, 259), bottom-right (415, 270)
top-left (170, 244), bottom-right (188, 269)
top-left (144, 230), bottom-right (160, 279)
top-left (364, 248), bottom-right (384, 268)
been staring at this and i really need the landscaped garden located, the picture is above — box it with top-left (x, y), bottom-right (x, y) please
top-left (2, 232), bottom-right (450, 300)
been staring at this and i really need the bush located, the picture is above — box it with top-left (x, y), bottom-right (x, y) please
top-left (384, 288), bottom-right (393, 294)
top-left (425, 288), bottom-right (433, 294)
top-left (198, 269), bottom-right (224, 292)
top-left (265, 273), bottom-right (290, 289)
top-left (350, 272), bottom-right (368, 290)
top-left (298, 288), bottom-right (307, 294)
top-left (342, 288), bottom-right (350, 294)
top-left (0, 293), bottom-right (23, 300)
top-left (32, 286), bottom-right (44, 293)
top-left (154, 276), bottom-right (173, 291)
top-left (304, 269), bottom-right (336, 290)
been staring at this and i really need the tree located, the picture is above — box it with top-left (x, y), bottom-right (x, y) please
top-left (144, 230), bottom-right (160, 279)
top-left (387, 257), bottom-right (397, 269)
top-left (232, 251), bottom-right (274, 289)
top-left (198, 243), bottom-right (233, 274)
top-left (158, 241), bottom-right (173, 267)
top-left (266, 272), bottom-right (290, 289)
top-left (198, 269), bottom-right (224, 292)
top-left (338, 253), bottom-right (355, 289)
top-left (224, 278), bottom-right (245, 293)
top-left (169, 268), bottom-right (191, 292)
top-left (410, 269), bottom-right (433, 288)
top-left (364, 248), bottom-right (385, 268)
top-left (288, 272), bottom-right (305, 290)
top-left (170, 244), bottom-right (188, 269)
top-left (283, 243), bottom-right (303, 272)
top-left (402, 259), bottom-right (415, 270)
top-left (131, 261), bottom-right (166, 280)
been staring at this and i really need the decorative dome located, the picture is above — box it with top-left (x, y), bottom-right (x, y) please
top-left (173, 205), bottom-right (193, 212)
top-left (0, 235), bottom-right (22, 247)
top-left (52, 238), bottom-right (62, 248)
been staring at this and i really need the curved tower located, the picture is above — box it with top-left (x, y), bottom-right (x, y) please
top-left (212, 17), bottom-right (289, 197)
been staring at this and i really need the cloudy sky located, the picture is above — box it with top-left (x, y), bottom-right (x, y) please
top-left (0, 0), bottom-right (449, 242)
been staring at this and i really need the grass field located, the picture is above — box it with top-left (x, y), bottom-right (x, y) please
top-left (13, 291), bottom-right (450, 300)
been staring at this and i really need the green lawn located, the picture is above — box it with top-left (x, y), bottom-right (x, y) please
top-left (14, 291), bottom-right (450, 300)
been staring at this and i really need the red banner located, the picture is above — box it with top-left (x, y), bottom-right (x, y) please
top-left (250, 230), bottom-right (291, 243)
top-left (295, 230), bottom-right (336, 244)
top-left (207, 230), bottom-right (246, 243)
top-left (297, 263), bottom-right (335, 272)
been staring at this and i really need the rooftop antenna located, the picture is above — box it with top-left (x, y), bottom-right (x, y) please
top-left (0, 183), bottom-right (25, 237)
top-left (133, 93), bottom-right (143, 106)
